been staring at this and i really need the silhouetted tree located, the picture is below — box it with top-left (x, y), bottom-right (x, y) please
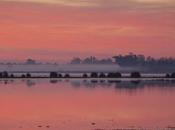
top-left (21, 74), bottom-right (26, 78)
top-left (79, 56), bottom-right (113, 64)
top-left (90, 72), bottom-right (98, 78)
top-left (99, 73), bottom-right (106, 78)
top-left (107, 72), bottom-right (121, 78)
top-left (114, 72), bottom-right (122, 78)
top-left (10, 74), bottom-right (15, 78)
top-left (113, 53), bottom-right (144, 66)
top-left (25, 59), bottom-right (36, 65)
top-left (98, 58), bottom-right (113, 64)
top-left (70, 57), bottom-right (82, 64)
top-left (64, 74), bottom-right (70, 78)
top-left (82, 57), bottom-right (94, 64)
top-left (82, 73), bottom-right (88, 78)
top-left (107, 73), bottom-right (113, 78)
top-left (130, 72), bottom-right (141, 78)
top-left (58, 74), bottom-right (63, 78)
top-left (2, 71), bottom-right (9, 78)
top-left (113, 53), bottom-right (175, 67)
top-left (165, 73), bottom-right (171, 78)
top-left (0, 72), bottom-right (2, 78)
top-left (50, 72), bottom-right (58, 78)
top-left (171, 73), bottom-right (175, 78)
top-left (26, 73), bottom-right (31, 78)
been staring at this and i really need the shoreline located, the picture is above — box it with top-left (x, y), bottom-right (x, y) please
top-left (0, 77), bottom-right (175, 80)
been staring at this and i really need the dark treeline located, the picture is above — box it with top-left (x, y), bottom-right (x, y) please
top-left (0, 71), bottom-right (175, 78)
top-left (113, 53), bottom-right (175, 67)
top-left (0, 53), bottom-right (175, 68)
top-left (70, 56), bottom-right (113, 64)
top-left (70, 53), bottom-right (175, 68)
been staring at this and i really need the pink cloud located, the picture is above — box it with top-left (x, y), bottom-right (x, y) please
top-left (0, 0), bottom-right (175, 61)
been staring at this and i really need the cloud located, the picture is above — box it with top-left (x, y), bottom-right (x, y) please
top-left (2, 0), bottom-right (175, 8)
top-left (0, 0), bottom-right (175, 58)
top-left (134, 0), bottom-right (174, 4)
top-left (1, 0), bottom-right (99, 7)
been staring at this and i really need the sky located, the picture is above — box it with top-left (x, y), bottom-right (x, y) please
top-left (0, 0), bottom-right (175, 62)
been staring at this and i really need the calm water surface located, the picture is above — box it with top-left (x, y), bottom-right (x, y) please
top-left (0, 79), bottom-right (175, 130)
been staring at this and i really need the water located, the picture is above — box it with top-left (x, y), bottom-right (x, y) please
top-left (0, 79), bottom-right (175, 130)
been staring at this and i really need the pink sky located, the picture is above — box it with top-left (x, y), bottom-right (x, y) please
top-left (0, 0), bottom-right (175, 61)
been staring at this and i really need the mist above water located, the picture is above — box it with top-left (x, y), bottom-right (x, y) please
top-left (0, 64), bottom-right (144, 73)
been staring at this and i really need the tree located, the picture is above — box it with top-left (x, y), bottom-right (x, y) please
top-left (58, 74), bottom-right (63, 78)
top-left (90, 72), bottom-right (98, 78)
top-left (25, 59), bottom-right (36, 65)
top-left (21, 74), bottom-right (26, 78)
top-left (26, 73), bottom-right (31, 78)
top-left (2, 71), bottom-right (9, 78)
top-left (130, 72), bottom-right (141, 78)
top-left (171, 73), bottom-right (175, 78)
top-left (70, 57), bottom-right (82, 64)
top-left (99, 73), bottom-right (106, 78)
top-left (98, 58), bottom-right (113, 64)
top-left (50, 72), bottom-right (58, 78)
top-left (165, 73), bottom-right (171, 78)
top-left (64, 74), bottom-right (70, 78)
top-left (107, 72), bottom-right (121, 78)
top-left (10, 74), bottom-right (15, 78)
top-left (82, 73), bottom-right (88, 78)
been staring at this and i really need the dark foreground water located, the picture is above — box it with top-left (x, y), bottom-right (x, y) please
top-left (0, 79), bottom-right (175, 130)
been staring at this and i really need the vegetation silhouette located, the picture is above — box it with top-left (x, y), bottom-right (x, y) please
top-left (69, 53), bottom-right (175, 68)
top-left (58, 74), bottom-right (63, 78)
top-left (82, 73), bottom-right (88, 78)
top-left (26, 73), bottom-right (31, 78)
top-left (70, 56), bottom-right (113, 64)
top-left (21, 74), bottom-right (26, 78)
top-left (171, 73), bottom-right (175, 78)
top-left (107, 72), bottom-right (122, 78)
top-left (25, 59), bottom-right (36, 65)
top-left (166, 73), bottom-right (171, 78)
top-left (130, 72), bottom-right (141, 78)
top-left (113, 53), bottom-right (175, 67)
top-left (99, 73), bottom-right (106, 78)
top-left (2, 71), bottom-right (9, 78)
top-left (50, 72), bottom-right (58, 78)
top-left (90, 72), bottom-right (98, 78)
top-left (10, 74), bottom-right (15, 78)
top-left (64, 74), bottom-right (70, 78)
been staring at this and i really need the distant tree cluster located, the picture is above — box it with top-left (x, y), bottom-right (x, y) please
top-left (0, 53), bottom-right (174, 68)
top-left (25, 59), bottom-right (37, 65)
top-left (113, 53), bottom-right (175, 67)
top-left (0, 59), bottom-right (57, 65)
top-left (70, 56), bottom-right (113, 64)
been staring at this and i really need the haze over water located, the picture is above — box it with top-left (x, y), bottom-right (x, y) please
top-left (0, 79), bottom-right (175, 130)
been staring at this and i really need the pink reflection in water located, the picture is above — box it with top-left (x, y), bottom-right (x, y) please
top-left (0, 79), bottom-right (175, 130)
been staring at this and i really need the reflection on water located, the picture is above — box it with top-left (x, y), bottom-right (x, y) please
top-left (1, 79), bottom-right (175, 90)
top-left (0, 79), bottom-right (175, 130)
